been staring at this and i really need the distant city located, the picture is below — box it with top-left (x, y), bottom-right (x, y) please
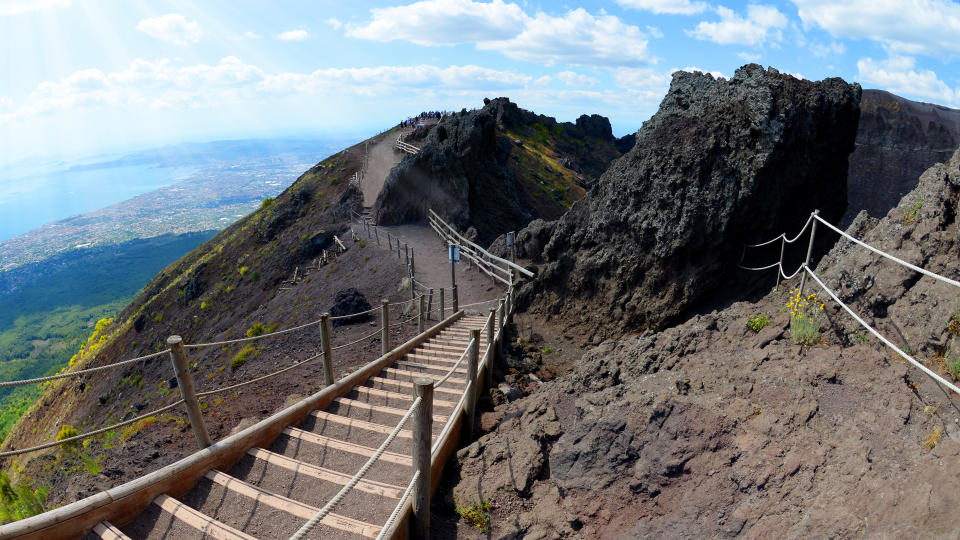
top-left (0, 137), bottom-right (359, 270)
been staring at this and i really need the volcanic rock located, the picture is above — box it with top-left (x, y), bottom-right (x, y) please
top-left (329, 288), bottom-right (373, 327)
top-left (844, 89), bottom-right (960, 226)
top-left (521, 65), bottom-right (861, 340)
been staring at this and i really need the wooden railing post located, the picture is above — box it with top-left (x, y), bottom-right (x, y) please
top-left (439, 288), bottom-right (445, 320)
top-left (410, 248), bottom-right (416, 276)
top-left (452, 284), bottom-right (459, 312)
top-left (397, 237), bottom-right (401, 259)
top-left (463, 329), bottom-right (480, 443)
top-left (409, 264), bottom-right (416, 300)
top-left (498, 300), bottom-right (505, 332)
top-left (374, 226), bottom-right (380, 247)
top-left (320, 313), bottom-right (334, 386)
top-left (412, 378), bottom-right (434, 540)
top-left (405, 243), bottom-right (410, 267)
top-left (167, 336), bottom-right (211, 449)
top-left (418, 294), bottom-right (425, 333)
top-left (486, 309), bottom-right (495, 390)
top-left (449, 243), bottom-right (457, 291)
top-left (381, 299), bottom-right (390, 356)
top-left (426, 288), bottom-right (434, 321)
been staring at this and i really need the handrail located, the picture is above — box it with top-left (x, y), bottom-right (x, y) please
top-left (428, 209), bottom-right (534, 278)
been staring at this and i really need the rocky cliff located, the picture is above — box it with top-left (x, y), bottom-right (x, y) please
top-left (844, 89), bottom-right (960, 226)
top-left (520, 65), bottom-right (861, 341)
top-left (373, 98), bottom-right (630, 244)
top-left (444, 147), bottom-right (960, 540)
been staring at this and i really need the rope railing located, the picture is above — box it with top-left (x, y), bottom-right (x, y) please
top-left (375, 470), bottom-right (419, 540)
top-left (289, 396), bottom-right (421, 540)
top-left (196, 353), bottom-right (322, 399)
top-left (0, 399), bottom-right (186, 457)
top-left (330, 326), bottom-right (386, 351)
top-left (743, 213), bottom-right (815, 248)
top-left (813, 214), bottom-right (960, 289)
top-left (805, 268), bottom-right (960, 395)
top-left (435, 338), bottom-right (475, 389)
top-left (0, 349), bottom-right (171, 389)
top-left (427, 209), bottom-right (533, 278)
top-left (184, 319), bottom-right (324, 349)
top-left (740, 208), bottom-right (960, 399)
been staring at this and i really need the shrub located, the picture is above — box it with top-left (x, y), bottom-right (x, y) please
top-left (0, 471), bottom-right (46, 523)
top-left (246, 323), bottom-right (265, 337)
top-left (231, 346), bottom-right (256, 370)
top-left (239, 266), bottom-right (249, 277)
top-left (903, 197), bottom-right (924, 224)
top-left (786, 289), bottom-right (824, 346)
top-left (746, 314), bottom-right (770, 333)
top-left (56, 425), bottom-right (79, 451)
top-left (948, 313), bottom-right (960, 336)
top-left (456, 500), bottom-right (491, 532)
top-left (251, 271), bottom-right (260, 282)
top-left (924, 426), bottom-right (943, 451)
top-left (261, 197), bottom-right (274, 209)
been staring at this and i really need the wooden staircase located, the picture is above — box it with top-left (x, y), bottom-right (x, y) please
top-left (81, 315), bottom-right (491, 540)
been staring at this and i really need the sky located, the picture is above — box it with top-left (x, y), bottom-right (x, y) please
top-left (2, 0), bottom-right (960, 165)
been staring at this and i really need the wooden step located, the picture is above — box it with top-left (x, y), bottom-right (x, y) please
top-left (332, 397), bottom-right (449, 424)
top-left (308, 409), bottom-right (414, 438)
top-left (153, 494), bottom-right (256, 540)
top-left (395, 360), bottom-right (466, 375)
top-left (366, 376), bottom-right (461, 396)
top-left (204, 470), bottom-right (381, 539)
top-left (247, 448), bottom-right (403, 499)
top-left (352, 385), bottom-right (456, 408)
top-left (406, 351), bottom-right (469, 365)
top-left (90, 521), bottom-right (130, 540)
top-left (379, 367), bottom-right (466, 386)
top-left (282, 427), bottom-right (412, 466)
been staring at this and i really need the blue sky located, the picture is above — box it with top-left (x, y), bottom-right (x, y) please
top-left (2, 0), bottom-right (960, 165)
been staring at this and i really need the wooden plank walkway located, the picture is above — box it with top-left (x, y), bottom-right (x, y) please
top-left (87, 314), bottom-right (492, 540)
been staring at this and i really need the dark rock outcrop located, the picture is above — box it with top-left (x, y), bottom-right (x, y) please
top-left (521, 65), bottom-right (861, 340)
top-left (329, 288), bottom-right (372, 327)
top-left (844, 90), bottom-right (960, 226)
top-left (373, 98), bottom-right (627, 244)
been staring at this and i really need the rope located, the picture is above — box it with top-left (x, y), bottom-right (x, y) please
top-left (0, 399), bottom-right (185, 457)
top-left (779, 263), bottom-right (805, 280)
top-left (435, 338), bottom-right (474, 389)
top-left (737, 261), bottom-right (782, 272)
top-left (185, 318), bottom-right (324, 349)
top-left (289, 396), bottom-right (421, 540)
top-left (0, 349), bottom-right (171, 388)
top-left (196, 353), bottom-right (321, 398)
top-left (744, 213), bottom-right (815, 248)
top-left (330, 326), bottom-right (384, 351)
top-left (804, 267), bottom-right (960, 396)
top-left (814, 214), bottom-right (960, 290)
top-left (330, 305), bottom-right (383, 321)
top-left (457, 298), bottom-right (504, 310)
top-left (375, 470), bottom-right (419, 540)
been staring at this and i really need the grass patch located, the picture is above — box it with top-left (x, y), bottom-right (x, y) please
top-left (786, 289), bottom-right (824, 346)
top-left (456, 499), bottom-right (491, 532)
top-left (0, 471), bottom-right (47, 524)
top-left (924, 426), bottom-right (943, 451)
top-left (746, 314), bottom-right (770, 333)
top-left (231, 346), bottom-right (257, 370)
top-left (903, 197), bottom-right (924, 224)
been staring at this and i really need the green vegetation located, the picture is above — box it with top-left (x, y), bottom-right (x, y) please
top-left (261, 197), bottom-right (274, 209)
top-left (245, 322), bottom-right (278, 338)
top-left (231, 346), bottom-right (257, 370)
top-left (55, 424), bottom-right (79, 450)
top-left (746, 314), bottom-right (770, 333)
top-left (0, 233), bottom-right (211, 444)
top-left (456, 499), bottom-right (491, 532)
top-left (786, 289), bottom-right (824, 346)
top-left (0, 471), bottom-right (46, 523)
top-left (903, 197), bottom-right (924, 224)
top-left (542, 346), bottom-right (552, 355)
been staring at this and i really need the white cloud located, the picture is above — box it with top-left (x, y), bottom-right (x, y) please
top-left (479, 8), bottom-right (654, 67)
top-left (136, 14), bottom-right (202, 45)
top-left (674, 66), bottom-right (727, 79)
top-left (346, 0), bottom-right (526, 46)
top-left (326, 18), bottom-right (343, 30)
top-left (688, 5), bottom-right (787, 47)
top-left (0, 0), bottom-right (69, 16)
top-left (534, 75), bottom-right (553, 85)
top-left (233, 31), bottom-right (260, 40)
top-left (792, 0), bottom-right (960, 57)
top-left (617, 0), bottom-right (709, 15)
top-left (555, 71), bottom-right (598, 87)
top-left (0, 58), bottom-right (545, 125)
top-left (809, 40), bottom-right (844, 58)
top-left (345, 1), bottom-right (654, 67)
top-left (613, 67), bottom-right (671, 90)
top-left (738, 51), bottom-right (761, 62)
top-left (857, 55), bottom-right (959, 105)
top-left (277, 29), bottom-right (309, 41)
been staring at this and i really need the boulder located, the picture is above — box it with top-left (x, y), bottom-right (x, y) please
top-left (520, 65), bottom-right (861, 339)
top-left (330, 288), bottom-right (373, 327)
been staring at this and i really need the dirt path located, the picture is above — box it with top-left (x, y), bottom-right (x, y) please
top-left (362, 129), bottom-right (410, 207)
top-left (353, 222), bottom-right (504, 316)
